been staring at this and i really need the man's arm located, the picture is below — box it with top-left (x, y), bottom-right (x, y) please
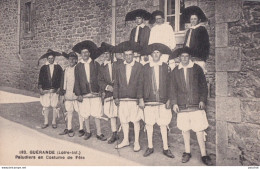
top-left (198, 66), bottom-right (208, 104)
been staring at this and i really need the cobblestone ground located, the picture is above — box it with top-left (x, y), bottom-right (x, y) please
top-left (0, 86), bottom-right (215, 166)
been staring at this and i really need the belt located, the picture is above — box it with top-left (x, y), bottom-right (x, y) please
top-left (43, 89), bottom-right (57, 94)
top-left (145, 102), bottom-right (164, 106)
top-left (179, 105), bottom-right (199, 112)
top-left (83, 92), bottom-right (100, 98)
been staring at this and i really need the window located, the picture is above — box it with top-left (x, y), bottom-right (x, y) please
top-left (22, 0), bottom-right (35, 38)
top-left (160, 0), bottom-right (185, 32)
top-left (25, 2), bottom-right (31, 33)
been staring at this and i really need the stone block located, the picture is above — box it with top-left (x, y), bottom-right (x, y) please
top-left (241, 100), bottom-right (260, 124)
top-left (216, 47), bottom-right (241, 71)
top-left (216, 0), bottom-right (242, 23)
top-left (216, 96), bottom-right (241, 122)
top-left (216, 23), bottom-right (228, 47)
top-left (216, 120), bottom-right (228, 165)
top-left (216, 72), bottom-right (228, 96)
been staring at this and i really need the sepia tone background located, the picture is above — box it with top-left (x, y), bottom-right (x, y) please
top-left (0, 0), bottom-right (259, 166)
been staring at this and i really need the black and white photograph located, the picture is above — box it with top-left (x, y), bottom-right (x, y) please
top-left (0, 0), bottom-right (259, 167)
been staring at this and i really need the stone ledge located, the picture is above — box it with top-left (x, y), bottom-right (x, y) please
top-left (216, 96), bottom-right (241, 122)
top-left (216, 72), bottom-right (228, 96)
top-left (216, 47), bottom-right (241, 72)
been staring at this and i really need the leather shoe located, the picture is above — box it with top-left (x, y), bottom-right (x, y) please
top-left (163, 149), bottom-right (175, 158)
top-left (143, 148), bottom-right (154, 157)
top-left (115, 141), bottom-right (129, 149)
top-left (78, 129), bottom-right (85, 137)
top-left (134, 143), bottom-right (141, 152)
top-left (96, 134), bottom-right (107, 141)
top-left (59, 129), bottom-right (69, 135)
top-left (201, 156), bottom-right (213, 166)
top-left (182, 152), bottom-right (192, 163)
top-left (83, 132), bottom-right (92, 140)
top-left (52, 124), bottom-right (57, 129)
top-left (41, 124), bottom-right (49, 129)
top-left (108, 132), bottom-right (119, 144)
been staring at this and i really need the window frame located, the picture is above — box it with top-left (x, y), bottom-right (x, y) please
top-left (164, 0), bottom-right (183, 32)
top-left (21, 0), bottom-right (35, 39)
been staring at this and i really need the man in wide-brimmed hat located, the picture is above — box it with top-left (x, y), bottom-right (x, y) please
top-left (59, 52), bottom-right (79, 136)
top-left (38, 49), bottom-right (63, 129)
top-left (73, 40), bottom-right (107, 141)
top-left (148, 10), bottom-right (176, 63)
top-left (182, 6), bottom-right (209, 73)
top-left (126, 9), bottom-right (151, 49)
top-left (142, 43), bottom-right (174, 158)
top-left (170, 47), bottom-right (213, 166)
top-left (113, 41), bottom-right (144, 152)
top-left (97, 42), bottom-right (120, 144)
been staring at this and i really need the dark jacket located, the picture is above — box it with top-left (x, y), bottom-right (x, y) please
top-left (98, 62), bottom-right (117, 98)
top-left (143, 63), bottom-right (170, 104)
top-left (130, 25), bottom-right (150, 48)
top-left (38, 64), bottom-right (63, 90)
top-left (170, 63), bottom-right (208, 108)
top-left (74, 61), bottom-right (100, 96)
top-left (113, 61), bottom-right (143, 99)
top-left (183, 26), bottom-right (210, 61)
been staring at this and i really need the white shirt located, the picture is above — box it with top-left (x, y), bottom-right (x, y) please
top-left (104, 60), bottom-right (112, 81)
top-left (148, 22), bottom-right (176, 50)
top-left (124, 60), bottom-right (135, 85)
top-left (45, 62), bottom-right (57, 78)
top-left (134, 23), bottom-right (145, 42)
top-left (150, 60), bottom-right (163, 90)
top-left (178, 61), bottom-right (194, 84)
top-left (64, 66), bottom-right (77, 100)
top-left (81, 58), bottom-right (92, 83)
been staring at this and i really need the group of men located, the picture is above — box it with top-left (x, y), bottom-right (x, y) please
top-left (37, 8), bottom-right (213, 166)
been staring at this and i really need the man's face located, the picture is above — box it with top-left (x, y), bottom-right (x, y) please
top-left (81, 49), bottom-right (90, 61)
top-left (68, 57), bottom-right (78, 67)
top-left (155, 15), bottom-right (164, 25)
top-left (151, 50), bottom-right (162, 62)
top-left (47, 55), bottom-right (55, 64)
top-left (190, 15), bottom-right (199, 26)
top-left (135, 16), bottom-right (144, 25)
top-left (124, 50), bottom-right (134, 63)
top-left (180, 53), bottom-right (190, 66)
top-left (103, 52), bottom-right (111, 61)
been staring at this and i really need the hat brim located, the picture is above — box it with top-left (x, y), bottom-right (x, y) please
top-left (38, 49), bottom-right (61, 65)
top-left (111, 41), bottom-right (141, 53)
top-left (143, 43), bottom-right (172, 56)
top-left (125, 9), bottom-right (151, 22)
top-left (170, 47), bottom-right (192, 60)
top-left (181, 6), bottom-right (207, 23)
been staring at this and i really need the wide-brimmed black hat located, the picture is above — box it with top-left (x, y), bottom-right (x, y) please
top-left (149, 10), bottom-right (164, 24)
top-left (38, 49), bottom-right (61, 65)
top-left (181, 6), bottom-right (207, 23)
top-left (125, 9), bottom-right (151, 22)
top-left (95, 42), bottom-right (114, 58)
top-left (143, 43), bottom-right (172, 56)
top-left (72, 40), bottom-right (98, 54)
top-left (170, 47), bottom-right (192, 60)
top-left (111, 41), bottom-right (142, 53)
top-left (62, 52), bottom-right (78, 60)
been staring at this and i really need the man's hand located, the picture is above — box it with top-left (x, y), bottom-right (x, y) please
top-left (60, 95), bottom-right (65, 104)
top-left (39, 88), bottom-right (44, 95)
top-left (56, 88), bottom-right (60, 94)
top-left (199, 101), bottom-right (205, 110)
top-left (77, 95), bottom-right (83, 102)
top-left (173, 104), bottom-right (179, 113)
top-left (101, 92), bottom-right (106, 99)
top-left (139, 98), bottom-right (145, 109)
top-left (114, 98), bottom-right (120, 106)
top-left (165, 100), bottom-right (171, 109)
top-left (106, 85), bottom-right (113, 92)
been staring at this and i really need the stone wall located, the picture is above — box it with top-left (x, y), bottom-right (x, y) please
top-left (0, 0), bottom-right (216, 161)
top-left (215, 0), bottom-right (260, 165)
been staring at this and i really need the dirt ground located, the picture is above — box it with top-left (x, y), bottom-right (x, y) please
top-left (0, 86), bottom-right (216, 166)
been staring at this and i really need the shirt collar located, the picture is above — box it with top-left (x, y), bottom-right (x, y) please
top-left (178, 60), bottom-right (194, 69)
top-left (137, 23), bottom-right (145, 28)
top-left (190, 23), bottom-right (204, 29)
top-left (149, 60), bottom-right (163, 67)
top-left (80, 58), bottom-right (92, 64)
top-left (124, 60), bottom-right (135, 67)
top-left (45, 62), bottom-right (57, 65)
top-left (103, 60), bottom-right (112, 66)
